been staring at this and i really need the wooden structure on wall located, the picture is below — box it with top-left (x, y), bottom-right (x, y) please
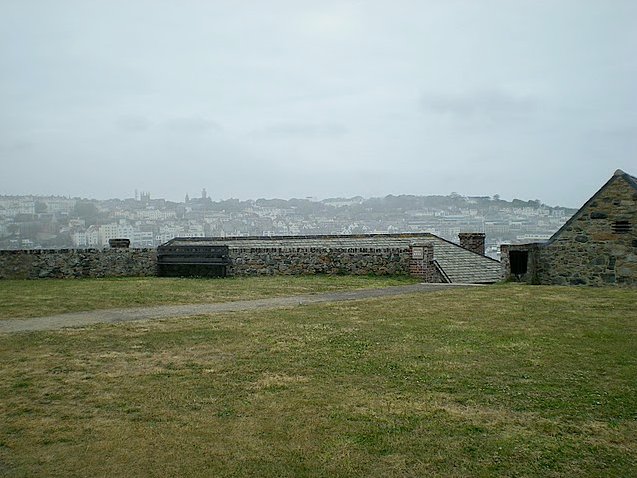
top-left (157, 239), bottom-right (229, 277)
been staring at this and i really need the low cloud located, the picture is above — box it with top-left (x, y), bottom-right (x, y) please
top-left (115, 115), bottom-right (152, 132)
top-left (163, 117), bottom-right (222, 134)
top-left (252, 121), bottom-right (348, 139)
top-left (0, 139), bottom-right (34, 153)
top-left (420, 89), bottom-right (538, 122)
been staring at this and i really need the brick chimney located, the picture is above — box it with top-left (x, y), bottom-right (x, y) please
top-left (458, 233), bottom-right (485, 256)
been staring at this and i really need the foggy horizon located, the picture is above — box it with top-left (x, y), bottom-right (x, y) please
top-left (2, 1), bottom-right (635, 209)
top-left (0, 187), bottom-right (582, 209)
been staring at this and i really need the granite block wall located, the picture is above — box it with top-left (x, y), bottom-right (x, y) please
top-left (0, 248), bottom-right (157, 279)
top-left (1, 234), bottom-right (478, 281)
top-left (537, 175), bottom-right (636, 285)
top-left (226, 247), bottom-right (412, 276)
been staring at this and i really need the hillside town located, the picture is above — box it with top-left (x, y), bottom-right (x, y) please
top-left (0, 190), bottom-right (576, 258)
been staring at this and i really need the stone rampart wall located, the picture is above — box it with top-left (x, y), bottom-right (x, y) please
top-left (227, 247), bottom-right (411, 276)
top-left (1, 235), bottom-right (470, 281)
top-left (0, 248), bottom-right (157, 279)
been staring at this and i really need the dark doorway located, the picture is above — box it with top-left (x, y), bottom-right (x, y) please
top-left (509, 251), bottom-right (528, 276)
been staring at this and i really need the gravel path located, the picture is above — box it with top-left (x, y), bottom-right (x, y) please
top-left (0, 283), bottom-right (475, 333)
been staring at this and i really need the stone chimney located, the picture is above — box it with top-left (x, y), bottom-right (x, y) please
top-left (458, 233), bottom-right (485, 256)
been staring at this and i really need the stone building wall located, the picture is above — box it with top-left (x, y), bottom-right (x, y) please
top-left (501, 171), bottom-right (637, 286)
top-left (227, 246), bottom-right (412, 276)
top-left (0, 248), bottom-right (157, 279)
top-left (537, 174), bottom-right (637, 286)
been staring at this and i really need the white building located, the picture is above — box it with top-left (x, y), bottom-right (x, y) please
top-left (136, 209), bottom-right (177, 221)
top-left (0, 198), bottom-right (35, 217)
top-left (43, 197), bottom-right (76, 214)
top-left (71, 231), bottom-right (88, 247)
top-left (132, 231), bottom-right (155, 247)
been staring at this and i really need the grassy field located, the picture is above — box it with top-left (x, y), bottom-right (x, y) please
top-left (0, 275), bottom-right (417, 320)
top-left (0, 281), bottom-right (636, 477)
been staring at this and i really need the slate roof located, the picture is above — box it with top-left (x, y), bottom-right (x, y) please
top-left (426, 236), bottom-right (502, 284)
top-left (163, 233), bottom-right (502, 284)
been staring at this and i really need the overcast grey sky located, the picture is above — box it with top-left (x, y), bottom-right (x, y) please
top-left (1, 0), bottom-right (635, 207)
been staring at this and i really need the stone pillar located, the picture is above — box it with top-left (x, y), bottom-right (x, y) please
top-left (459, 233), bottom-right (485, 256)
top-left (410, 242), bottom-right (434, 281)
top-left (500, 244), bottom-right (511, 280)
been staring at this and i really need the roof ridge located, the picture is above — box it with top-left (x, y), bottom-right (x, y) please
top-left (620, 170), bottom-right (637, 190)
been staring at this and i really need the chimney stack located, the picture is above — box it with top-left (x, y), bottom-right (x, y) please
top-left (458, 233), bottom-right (485, 256)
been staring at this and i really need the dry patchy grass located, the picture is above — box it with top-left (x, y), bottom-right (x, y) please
top-left (0, 284), bottom-right (636, 477)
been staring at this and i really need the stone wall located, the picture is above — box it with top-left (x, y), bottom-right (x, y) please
top-left (538, 174), bottom-right (636, 286)
top-left (0, 248), bottom-right (157, 279)
top-left (1, 233), bottom-right (486, 282)
top-left (227, 246), bottom-right (411, 276)
top-left (501, 172), bottom-right (637, 286)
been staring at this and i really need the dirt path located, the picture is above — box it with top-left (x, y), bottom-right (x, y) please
top-left (0, 283), bottom-right (476, 333)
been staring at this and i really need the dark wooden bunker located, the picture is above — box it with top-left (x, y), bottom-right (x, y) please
top-left (157, 238), bottom-right (229, 277)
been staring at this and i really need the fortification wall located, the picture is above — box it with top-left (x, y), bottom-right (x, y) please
top-left (227, 247), bottom-right (412, 276)
top-left (0, 248), bottom-right (157, 279)
top-left (1, 235), bottom-right (458, 281)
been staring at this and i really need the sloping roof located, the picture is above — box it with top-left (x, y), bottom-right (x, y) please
top-left (163, 233), bottom-right (502, 284)
top-left (427, 236), bottom-right (502, 283)
top-left (546, 169), bottom-right (637, 245)
top-left (622, 169), bottom-right (637, 190)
